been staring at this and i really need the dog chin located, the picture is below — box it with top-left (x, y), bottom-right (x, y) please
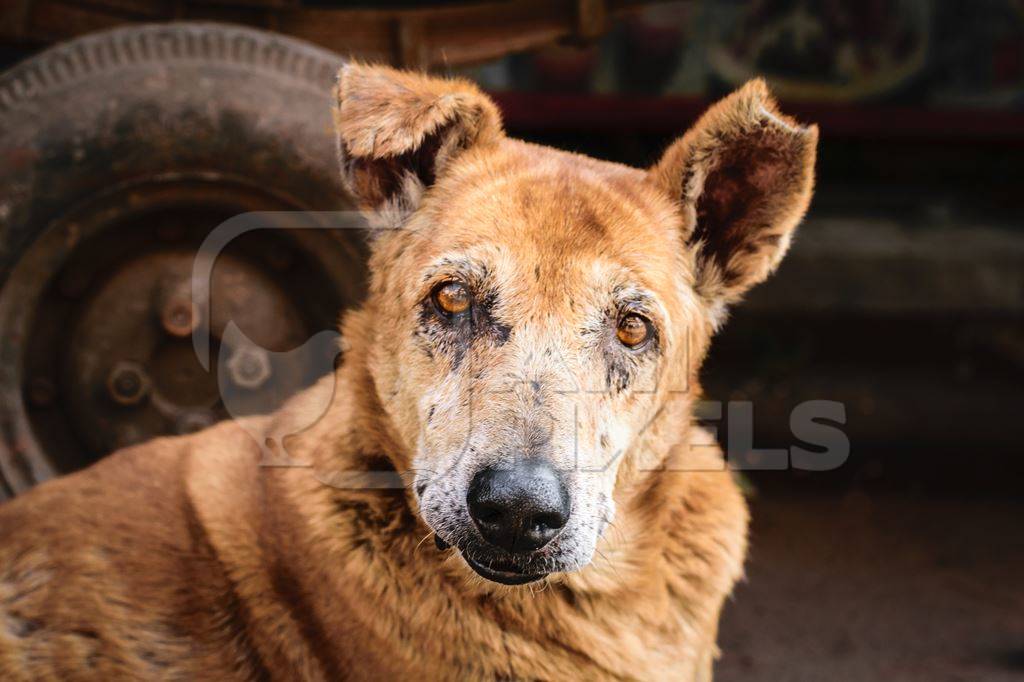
top-left (462, 555), bottom-right (548, 585)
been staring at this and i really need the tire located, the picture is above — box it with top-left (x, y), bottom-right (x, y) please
top-left (0, 23), bottom-right (364, 499)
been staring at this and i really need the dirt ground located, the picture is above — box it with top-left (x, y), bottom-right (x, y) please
top-left (716, 491), bottom-right (1024, 681)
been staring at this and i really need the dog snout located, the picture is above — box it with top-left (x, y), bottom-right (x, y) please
top-left (467, 461), bottom-right (570, 554)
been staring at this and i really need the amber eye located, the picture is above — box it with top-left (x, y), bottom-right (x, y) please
top-left (616, 313), bottom-right (650, 348)
top-left (433, 281), bottom-right (471, 316)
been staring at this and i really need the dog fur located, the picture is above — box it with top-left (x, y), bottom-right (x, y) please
top-left (0, 65), bottom-right (816, 680)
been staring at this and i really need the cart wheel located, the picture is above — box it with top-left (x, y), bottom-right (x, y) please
top-left (0, 23), bottom-right (365, 499)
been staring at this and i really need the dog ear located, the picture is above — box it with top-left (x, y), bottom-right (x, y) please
top-left (332, 63), bottom-right (504, 228)
top-left (650, 79), bottom-right (817, 323)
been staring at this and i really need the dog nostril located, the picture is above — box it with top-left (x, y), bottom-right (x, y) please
top-left (530, 512), bottom-right (566, 532)
top-left (474, 503), bottom-right (504, 526)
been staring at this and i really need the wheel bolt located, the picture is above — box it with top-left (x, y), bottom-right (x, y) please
top-left (161, 298), bottom-right (198, 338)
top-left (106, 361), bottom-right (150, 406)
top-left (226, 346), bottom-right (272, 390)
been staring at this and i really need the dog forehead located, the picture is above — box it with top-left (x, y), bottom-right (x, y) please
top-left (424, 139), bottom-right (682, 274)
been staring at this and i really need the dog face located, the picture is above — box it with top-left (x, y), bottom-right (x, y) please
top-left (334, 65), bottom-right (816, 585)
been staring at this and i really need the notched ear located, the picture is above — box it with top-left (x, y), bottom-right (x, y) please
top-left (650, 79), bottom-right (818, 320)
top-left (332, 63), bottom-right (504, 227)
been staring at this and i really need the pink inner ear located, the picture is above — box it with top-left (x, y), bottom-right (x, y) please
top-left (691, 133), bottom-right (795, 281)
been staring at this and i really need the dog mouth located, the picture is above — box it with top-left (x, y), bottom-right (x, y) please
top-left (463, 555), bottom-right (548, 585)
top-left (435, 535), bottom-right (548, 585)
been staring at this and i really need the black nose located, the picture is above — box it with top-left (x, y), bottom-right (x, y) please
top-left (467, 461), bottom-right (570, 553)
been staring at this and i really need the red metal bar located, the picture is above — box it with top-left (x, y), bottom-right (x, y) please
top-left (490, 91), bottom-right (1024, 142)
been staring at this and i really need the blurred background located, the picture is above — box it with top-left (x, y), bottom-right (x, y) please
top-left (0, 1), bottom-right (1022, 679)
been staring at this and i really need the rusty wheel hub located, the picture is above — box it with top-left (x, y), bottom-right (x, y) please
top-left (0, 179), bottom-right (364, 485)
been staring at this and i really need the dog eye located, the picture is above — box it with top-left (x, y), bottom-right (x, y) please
top-left (432, 281), bottom-right (471, 316)
top-left (616, 313), bottom-right (650, 348)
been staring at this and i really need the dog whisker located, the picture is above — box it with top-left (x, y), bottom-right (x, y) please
top-left (414, 530), bottom-right (436, 553)
top-left (594, 547), bottom-right (624, 583)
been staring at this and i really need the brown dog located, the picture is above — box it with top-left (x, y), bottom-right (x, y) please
top-left (0, 65), bottom-right (816, 680)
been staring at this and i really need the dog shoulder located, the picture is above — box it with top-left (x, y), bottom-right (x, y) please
top-left (0, 427), bottom-right (267, 679)
top-left (0, 438), bottom-right (184, 675)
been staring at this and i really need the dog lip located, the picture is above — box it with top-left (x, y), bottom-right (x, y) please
top-left (462, 554), bottom-right (547, 585)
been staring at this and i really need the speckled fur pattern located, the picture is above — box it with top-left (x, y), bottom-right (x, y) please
top-left (0, 65), bottom-right (816, 680)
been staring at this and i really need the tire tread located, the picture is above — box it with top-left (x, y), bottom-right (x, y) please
top-left (0, 23), bottom-right (345, 114)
